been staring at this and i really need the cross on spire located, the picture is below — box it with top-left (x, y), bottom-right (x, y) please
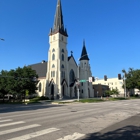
top-left (71, 51), bottom-right (73, 56)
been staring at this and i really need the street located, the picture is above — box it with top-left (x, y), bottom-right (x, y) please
top-left (0, 99), bottom-right (140, 140)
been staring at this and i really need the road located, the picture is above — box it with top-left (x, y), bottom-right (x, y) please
top-left (0, 99), bottom-right (140, 140)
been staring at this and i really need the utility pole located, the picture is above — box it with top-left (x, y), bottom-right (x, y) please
top-left (124, 73), bottom-right (126, 98)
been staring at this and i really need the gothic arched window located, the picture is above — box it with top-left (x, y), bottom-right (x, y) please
top-left (52, 64), bottom-right (55, 68)
top-left (61, 71), bottom-right (65, 78)
top-left (52, 54), bottom-right (55, 60)
top-left (61, 64), bottom-right (64, 68)
top-left (39, 83), bottom-right (41, 92)
top-left (62, 54), bottom-right (64, 61)
top-left (69, 69), bottom-right (75, 84)
top-left (62, 49), bottom-right (64, 53)
top-left (52, 48), bottom-right (55, 52)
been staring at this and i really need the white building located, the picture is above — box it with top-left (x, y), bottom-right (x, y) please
top-left (93, 77), bottom-right (125, 96)
top-left (29, 0), bottom-right (94, 99)
top-left (93, 77), bottom-right (136, 96)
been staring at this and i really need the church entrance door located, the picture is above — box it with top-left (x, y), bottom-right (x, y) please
top-left (51, 84), bottom-right (54, 100)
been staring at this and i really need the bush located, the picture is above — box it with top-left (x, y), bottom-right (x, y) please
top-left (29, 96), bottom-right (49, 102)
top-left (135, 94), bottom-right (139, 97)
top-left (39, 96), bottom-right (49, 100)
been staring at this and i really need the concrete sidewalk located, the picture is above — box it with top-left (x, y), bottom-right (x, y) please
top-left (39, 99), bottom-right (77, 104)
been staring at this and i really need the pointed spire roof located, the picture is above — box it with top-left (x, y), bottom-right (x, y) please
top-left (49, 0), bottom-right (68, 36)
top-left (79, 40), bottom-right (89, 61)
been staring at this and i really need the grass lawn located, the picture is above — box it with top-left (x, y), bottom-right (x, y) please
top-left (78, 98), bottom-right (104, 103)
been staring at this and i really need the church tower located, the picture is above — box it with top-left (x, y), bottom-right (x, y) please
top-left (79, 41), bottom-right (94, 98)
top-left (46, 0), bottom-right (68, 99)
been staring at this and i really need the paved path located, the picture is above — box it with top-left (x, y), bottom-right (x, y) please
top-left (0, 99), bottom-right (140, 140)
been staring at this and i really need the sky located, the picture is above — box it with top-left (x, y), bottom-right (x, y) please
top-left (0, 0), bottom-right (140, 79)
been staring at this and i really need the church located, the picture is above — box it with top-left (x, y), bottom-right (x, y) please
top-left (30, 0), bottom-right (94, 100)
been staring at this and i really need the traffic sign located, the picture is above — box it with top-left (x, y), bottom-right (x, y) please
top-left (79, 80), bottom-right (87, 82)
top-left (89, 77), bottom-right (92, 82)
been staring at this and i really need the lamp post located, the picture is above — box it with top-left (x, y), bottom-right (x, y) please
top-left (124, 73), bottom-right (126, 98)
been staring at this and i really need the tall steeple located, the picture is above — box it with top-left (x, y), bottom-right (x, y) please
top-left (49, 0), bottom-right (68, 37)
top-left (79, 40), bottom-right (89, 61)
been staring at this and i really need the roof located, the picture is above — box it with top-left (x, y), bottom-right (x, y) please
top-left (28, 61), bottom-right (47, 78)
top-left (68, 55), bottom-right (78, 67)
top-left (79, 40), bottom-right (89, 61)
top-left (49, 0), bottom-right (68, 37)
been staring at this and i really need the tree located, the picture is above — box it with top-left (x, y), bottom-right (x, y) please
top-left (105, 90), bottom-right (112, 97)
top-left (0, 66), bottom-right (38, 102)
top-left (0, 70), bottom-right (9, 102)
top-left (111, 88), bottom-right (120, 97)
top-left (122, 68), bottom-right (140, 95)
top-left (105, 88), bottom-right (119, 97)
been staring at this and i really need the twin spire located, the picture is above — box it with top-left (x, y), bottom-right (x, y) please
top-left (49, 0), bottom-right (68, 36)
top-left (79, 40), bottom-right (89, 61)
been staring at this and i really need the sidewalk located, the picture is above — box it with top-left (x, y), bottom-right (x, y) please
top-left (39, 99), bottom-right (77, 104)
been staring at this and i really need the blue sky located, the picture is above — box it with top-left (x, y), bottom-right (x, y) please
top-left (0, 0), bottom-right (140, 79)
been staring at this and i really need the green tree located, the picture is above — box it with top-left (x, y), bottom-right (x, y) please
top-left (122, 68), bottom-right (140, 95)
top-left (111, 88), bottom-right (120, 97)
top-left (0, 66), bottom-right (38, 102)
top-left (105, 90), bottom-right (112, 96)
top-left (0, 70), bottom-right (9, 102)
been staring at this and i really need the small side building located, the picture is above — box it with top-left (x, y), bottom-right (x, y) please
top-left (93, 84), bottom-right (109, 97)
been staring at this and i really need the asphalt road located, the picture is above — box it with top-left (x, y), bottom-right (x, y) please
top-left (0, 99), bottom-right (140, 140)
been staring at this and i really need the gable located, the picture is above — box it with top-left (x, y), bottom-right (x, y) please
top-left (68, 55), bottom-right (77, 67)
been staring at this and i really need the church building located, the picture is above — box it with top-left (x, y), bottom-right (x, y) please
top-left (30, 0), bottom-right (94, 99)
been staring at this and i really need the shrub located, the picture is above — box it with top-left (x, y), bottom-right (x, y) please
top-left (39, 96), bottom-right (49, 100)
top-left (135, 94), bottom-right (139, 97)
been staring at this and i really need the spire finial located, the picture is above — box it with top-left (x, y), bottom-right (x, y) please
top-left (49, 0), bottom-right (68, 36)
top-left (83, 39), bottom-right (85, 46)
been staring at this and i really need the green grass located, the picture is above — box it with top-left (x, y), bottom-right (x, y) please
top-left (108, 97), bottom-right (129, 101)
top-left (77, 98), bottom-right (104, 103)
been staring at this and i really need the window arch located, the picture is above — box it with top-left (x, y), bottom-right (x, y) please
top-left (69, 69), bottom-right (75, 84)
top-left (62, 54), bottom-right (64, 61)
top-left (52, 64), bottom-right (55, 68)
top-left (61, 64), bottom-right (64, 68)
top-left (52, 48), bottom-right (55, 52)
top-left (61, 71), bottom-right (65, 78)
top-left (62, 49), bottom-right (64, 53)
top-left (52, 54), bottom-right (55, 60)
top-left (39, 83), bottom-right (41, 92)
